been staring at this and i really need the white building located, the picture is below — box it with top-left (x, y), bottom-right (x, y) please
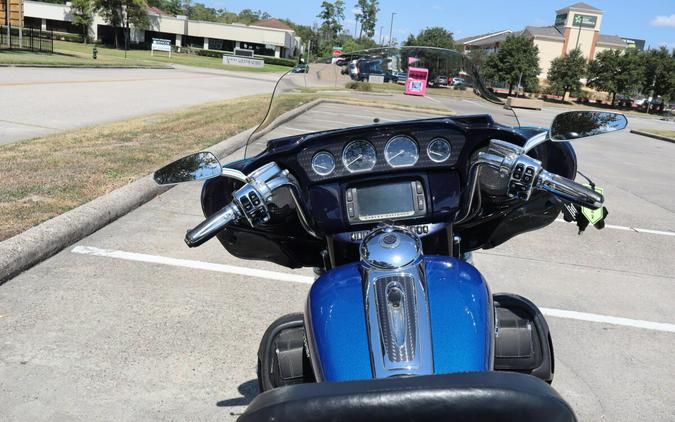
top-left (458, 2), bottom-right (643, 80)
top-left (22, 0), bottom-right (301, 58)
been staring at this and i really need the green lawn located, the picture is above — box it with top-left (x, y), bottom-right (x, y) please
top-left (0, 48), bottom-right (160, 67)
top-left (53, 40), bottom-right (290, 72)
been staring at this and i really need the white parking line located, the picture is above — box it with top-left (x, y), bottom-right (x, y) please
top-left (554, 219), bottom-right (675, 237)
top-left (70, 245), bottom-right (314, 284)
top-left (71, 245), bottom-right (675, 333)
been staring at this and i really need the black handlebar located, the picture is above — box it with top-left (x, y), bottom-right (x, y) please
top-left (185, 203), bottom-right (240, 248)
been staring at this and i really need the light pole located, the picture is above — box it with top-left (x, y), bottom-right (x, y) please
top-left (388, 12), bottom-right (396, 47)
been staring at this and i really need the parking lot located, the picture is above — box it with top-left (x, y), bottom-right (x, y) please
top-left (0, 65), bottom-right (279, 145)
top-left (1, 99), bottom-right (674, 421)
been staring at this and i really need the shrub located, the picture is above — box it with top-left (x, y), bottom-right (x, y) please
top-left (346, 81), bottom-right (372, 91)
top-left (46, 31), bottom-right (83, 43)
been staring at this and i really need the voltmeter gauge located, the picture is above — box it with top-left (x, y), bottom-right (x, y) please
top-left (311, 151), bottom-right (336, 176)
top-left (427, 138), bottom-right (452, 163)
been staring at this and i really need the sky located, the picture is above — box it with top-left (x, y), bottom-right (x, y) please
top-left (200, 0), bottom-right (675, 49)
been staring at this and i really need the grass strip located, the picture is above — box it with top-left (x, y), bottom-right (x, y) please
top-left (0, 94), bottom-right (315, 241)
top-left (641, 129), bottom-right (675, 139)
top-left (0, 48), bottom-right (162, 67)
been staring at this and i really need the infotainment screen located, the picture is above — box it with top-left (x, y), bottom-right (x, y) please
top-left (342, 180), bottom-right (427, 223)
top-left (357, 182), bottom-right (414, 218)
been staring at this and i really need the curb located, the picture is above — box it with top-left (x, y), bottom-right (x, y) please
top-left (630, 129), bottom-right (675, 144)
top-left (0, 95), bottom-right (432, 283)
top-left (0, 127), bottom-right (253, 284)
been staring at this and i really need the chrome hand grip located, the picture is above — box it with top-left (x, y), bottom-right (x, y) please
top-left (537, 170), bottom-right (604, 210)
top-left (185, 203), bottom-right (241, 248)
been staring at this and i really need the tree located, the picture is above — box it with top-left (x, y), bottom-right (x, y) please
top-left (71, 0), bottom-right (94, 43)
top-left (587, 49), bottom-right (644, 106)
top-left (547, 48), bottom-right (586, 100)
top-left (146, 0), bottom-right (181, 15)
top-left (95, 0), bottom-right (148, 48)
top-left (316, 1), bottom-right (344, 45)
top-left (403, 27), bottom-right (454, 50)
top-left (467, 48), bottom-right (487, 69)
top-left (238, 8), bottom-right (270, 24)
top-left (641, 47), bottom-right (675, 104)
top-left (356, 0), bottom-right (378, 39)
top-left (482, 34), bottom-right (540, 95)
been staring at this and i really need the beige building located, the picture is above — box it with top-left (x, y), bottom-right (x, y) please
top-left (459, 2), bottom-right (642, 79)
top-left (20, 0), bottom-right (301, 58)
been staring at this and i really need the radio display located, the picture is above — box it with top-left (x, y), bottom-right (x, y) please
top-left (355, 182), bottom-right (415, 220)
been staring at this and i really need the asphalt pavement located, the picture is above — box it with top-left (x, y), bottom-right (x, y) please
top-left (1, 100), bottom-right (674, 421)
top-left (0, 65), bottom-right (280, 145)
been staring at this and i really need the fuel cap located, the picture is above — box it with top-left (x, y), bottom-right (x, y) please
top-left (360, 226), bottom-right (422, 269)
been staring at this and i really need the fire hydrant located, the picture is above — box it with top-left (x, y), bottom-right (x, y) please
top-left (92, 47), bottom-right (98, 60)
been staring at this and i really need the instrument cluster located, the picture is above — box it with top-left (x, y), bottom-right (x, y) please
top-left (297, 129), bottom-right (463, 183)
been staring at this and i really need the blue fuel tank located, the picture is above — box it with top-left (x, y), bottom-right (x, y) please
top-left (306, 256), bottom-right (494, 382)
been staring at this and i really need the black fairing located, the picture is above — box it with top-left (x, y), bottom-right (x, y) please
top-left (200, 117), bottom-right (576, 268)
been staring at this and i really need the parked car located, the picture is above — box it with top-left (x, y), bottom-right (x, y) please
top-left (393, 71), bottom-right (407, 84)
top-left (615, 94), bottom-right (633, 108)
top-left (451, 77), bottom-right (465, 86)
top-left (356, 59), bottom-right (397, 83)
top-left (291, 63), bottom-right (307, 73)
top-left (431, 75), bottom-right (449, 86)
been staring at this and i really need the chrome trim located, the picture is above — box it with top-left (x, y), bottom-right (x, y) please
top-left (311, 151), bottom-right (336, 176)
top-left (522, 131), bottom-right (549, 153)
top-left (384, 135), bottom-right (419, 168)
top-left (221, 167), bottom-right (250, 183)
top-left (342, 140), bottom-right (377, 173)
top-left (263, 168), bottom-right (322, 239)
top-left (426, 137), bottom-right (452, 163)
top-left (360, 225), bottom-right (434, 377)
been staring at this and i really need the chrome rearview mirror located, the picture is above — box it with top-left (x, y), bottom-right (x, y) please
top-left (154, 152), bottom-right (222, 185)
top-left (550, 111), bottom-right (627, 141)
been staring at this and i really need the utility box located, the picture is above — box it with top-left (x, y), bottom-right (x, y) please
top-left (405, 67), bottom-right (428, 96)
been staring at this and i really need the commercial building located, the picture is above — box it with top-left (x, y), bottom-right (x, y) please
top-left (458, 2), bottom-right (645, 80)
top-left (20, 0), bottom-right (301, 58)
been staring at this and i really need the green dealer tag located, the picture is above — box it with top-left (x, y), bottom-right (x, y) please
top-left (581, 185), bottom-right (604, 225)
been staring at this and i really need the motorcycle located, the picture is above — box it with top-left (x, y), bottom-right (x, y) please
top-left (153, 47), bottom-right (626, 421)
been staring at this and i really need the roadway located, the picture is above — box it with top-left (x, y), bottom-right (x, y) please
top-left (1, 99), bottom-right (674, 421)
top-left (0, 65), bottom-right (280, 145)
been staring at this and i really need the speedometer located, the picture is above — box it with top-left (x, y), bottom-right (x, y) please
top-left (385, 135), bottom-right (418, 167)
top-left (342, 140), bottom-right (377, 173)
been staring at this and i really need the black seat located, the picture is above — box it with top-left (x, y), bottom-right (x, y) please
top-left (238, 371), bottom-right (576, 422)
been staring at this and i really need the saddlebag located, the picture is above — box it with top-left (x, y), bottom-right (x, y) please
top-left (257, 313), bottom-right (314, 391)
top-left (493, 293), bottom-right (554, 383)
top-left (238, 371), bottom-right (576, 422)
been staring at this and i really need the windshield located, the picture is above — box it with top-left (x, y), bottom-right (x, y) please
top-left (244, 47), bottom-right (521, 158)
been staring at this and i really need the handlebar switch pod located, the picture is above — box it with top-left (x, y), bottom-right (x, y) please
top-left (506, 155), bottom-right (543, 201)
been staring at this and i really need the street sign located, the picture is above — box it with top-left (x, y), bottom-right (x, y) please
top-left (223, 55), bottom-right (264, 68)
top-left (151, 38), bottom-right (172, 57)
top-left (332, 47), bottom-right (343, 57)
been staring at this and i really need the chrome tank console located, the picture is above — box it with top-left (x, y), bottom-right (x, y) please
top-left (360, 225), bottom-right (434, 377)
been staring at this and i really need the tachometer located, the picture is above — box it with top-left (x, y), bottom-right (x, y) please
top-left (311, 151), bottom-right (335, 176)
top-left (342, 140), bottom-right (377, 173)
top-left (385, 135), bottom-right (418, 167)
top-left (427, 138), bottom-right (452, 163)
